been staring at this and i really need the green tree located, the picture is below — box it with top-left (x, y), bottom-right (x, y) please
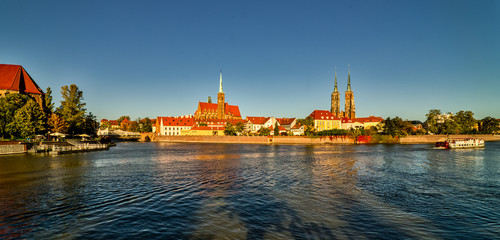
top-left (100, 121), bottom-right (111, 130)
top-left (424, 109), bottom-right (442, 134)
top-left (117, 116), bottom-right (131, 125)
top-left (258, 127), bottom-right (271, 136)
top-left (44, 87), bottom-right (54, 115)
top-left (57, 84), bottom-right (86, 135)
top-left (224, 122), bottom-right (237, 136)
top-left (274, 122), bottom-right (280, 136)
top-left (82, 112), bottom-right (98, 135)
top-left (479, 117), bottom-right (499, 134)
top-left (0, 94), bottom-right (30, 138)
top-left (127, 121), bottom-right (139, 132)
top-left (440, 119), bottom-right (459, 135)
top-left (297, 117), bottom-right (315, 136)
top-left (235, 121), bottom-right (245, 134)
top-left (140, 117), bottom-right (153, 132)
top-left (13, 99), bottom-right (46, 138)
top-left (453, 110), bottom-right (476, 134)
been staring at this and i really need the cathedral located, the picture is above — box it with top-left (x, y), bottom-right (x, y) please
top-left (331, 66), bottom-right (355, 119)
top-left (194, 71), bottom-right (242, 121)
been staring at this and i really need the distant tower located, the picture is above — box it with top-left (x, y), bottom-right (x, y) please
top-left (330, 68), bottom-right (340, 117)
top-left (208, 96), bottom-right (212, 103)
top-left (217, 70), bottom-right (226, 119)
top-left (344, 65), bottom-right (355, 119)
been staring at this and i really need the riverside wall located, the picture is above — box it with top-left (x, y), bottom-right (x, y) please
top-left (0, 142), bottom-right (27, 154)
top-left (154, 135), bottom-right (354, 144)
top-left (399, 134), bottom-right (500, 144)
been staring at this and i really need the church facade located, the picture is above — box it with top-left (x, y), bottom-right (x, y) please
top-left (194, 71), bottom-right (242, 121)
top-left (331, 67), bottom-right (355, 119)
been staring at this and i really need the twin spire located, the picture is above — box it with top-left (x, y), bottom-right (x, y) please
top-left (333, 65), bottom-right (352, 92)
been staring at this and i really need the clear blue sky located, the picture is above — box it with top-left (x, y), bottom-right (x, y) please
top-left (1, 0), bottom-right (499, 121)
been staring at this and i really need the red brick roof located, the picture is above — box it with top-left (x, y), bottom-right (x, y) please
top-left (354, 116), bottom-right (384, 123)
top-left (196, 102), bottom-right (241, 117)
top-left (308, 110), bottom-right (340, 120)
top-left (270, 125), bottom-right (287, 131)
top-left (0, 64), bottom-right (44, 95)
top-left (291, 122), bottom-right (303, 129)
top-left (246, 116), bottom-right (271, 124)
top-left (276, 117), bottom-right (296, 125)
top-left (159, 116), bottom-right (195, 127)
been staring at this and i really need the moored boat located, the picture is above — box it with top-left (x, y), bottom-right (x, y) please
top-left (435, 138), bottom-right (484, 149)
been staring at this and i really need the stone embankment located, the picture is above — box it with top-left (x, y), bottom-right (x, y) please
top-left (153, 134), bottom-right (500, 145)
top-left (154, 135), bottom-right (354, 144)
top-left (400, 134), bottom-right (500, 144)
top-left (0, 141), bottom-right (27, 154)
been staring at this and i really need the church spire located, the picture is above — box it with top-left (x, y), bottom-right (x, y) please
top-left (347, 64), bottom-right (352, 92)
top-left (219, 70), bottom-right (223, 93)
top-left (334, 67), bottom-right (338, 93)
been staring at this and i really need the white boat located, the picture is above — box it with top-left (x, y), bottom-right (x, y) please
top-left (435, 138), bottom-right (485, 149)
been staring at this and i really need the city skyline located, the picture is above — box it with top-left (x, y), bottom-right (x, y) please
top-left (1, 0), bottom-right (499, 121)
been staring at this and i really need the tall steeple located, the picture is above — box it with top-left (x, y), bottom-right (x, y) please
top-left (334, 67), bottom-right (338, 93)
top-left (219, 70), bottom-right (223, 93)
top-left (331, 67), bottom-right (340, 117)
top-left (346, 64), bottom-right (352, 92)
top-left (344, 64), bottom-right (355, 119)
top-left (217, 70), bottom-right (226, 119)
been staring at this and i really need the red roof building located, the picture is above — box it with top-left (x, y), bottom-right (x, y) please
top-left (0, 64), bottom-right (45, 107)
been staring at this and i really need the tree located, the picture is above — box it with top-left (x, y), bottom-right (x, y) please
top-left (44, 87), bottom-right (54, 115)
top-left (117, 116), bottom-right (131, 125)
top-left (13, 99), bottom-right (46, 138)
top-left (82, 112), bottom-right (98, 135)
top-left (57, 84), bottom-right (86, 135)
top-left (440, 119), bottom-right (459, 135)
top-left (297, 117), bottom-right (314, 136)
top-left (224, 122), bottom-right (237, 136)
top-left (258, 127), bottom-right (271, 136)
top-left (48, 113), bottom-right (69, 133)
top-left (235, 121), bottom-right (245, 134)
top-left (274, 122), bottom-right (280, 136)
top-left (424, 109), bottom-right (442, 134)
top-left (479, 117), bottom-right (499, 134)
top-left (127, 121), bottom-right (139, 132)
top-left (454, 111), bottom-right (476, 134)
top-left (100, 121), bottom-right (111, 130)
top-left (140, 117), bottom-right (153, 132)
top-left (0, 94), bottom-right (30, 138)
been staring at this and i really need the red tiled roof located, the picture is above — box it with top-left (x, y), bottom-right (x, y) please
top-left (276, 117), bottom-right (296, 125)
top-left (160, 116), bottom-right (195, 127)
top-left (291, 123), bottom-right (303, 129)
top-left (354, 116), bottom-right (384, 123)
top-left (196, 102), bottom-right (241, 117)
top-left (101, 119), bottom-right (109, 123)
top-left (270, 125), bottom-right (287, 131)
top-left (0, 64), bottom-right (44, 95)
top-left (109, 120), bottom-right (118, 125)
top-left (308, 110), bottom-right (340, 120)
top-left (246, 116), bottom-right (271, 125)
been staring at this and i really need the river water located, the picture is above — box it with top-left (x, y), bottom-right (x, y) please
top-left (0, 142), bottom-right (499, 239)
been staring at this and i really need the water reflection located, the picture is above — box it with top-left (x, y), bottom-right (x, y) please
top-left (1, 142), bottom-right (499, 239)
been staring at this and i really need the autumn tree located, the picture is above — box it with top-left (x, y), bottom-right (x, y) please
top-left (139, 118), bottom-right (153, 132)
top-left (48, 113), bottom-right (69, 133)
top-left (258, 127), bottom-right (271, 136)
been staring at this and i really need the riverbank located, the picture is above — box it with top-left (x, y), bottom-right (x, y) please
top-left (150, 134), bottom-right (500, 145)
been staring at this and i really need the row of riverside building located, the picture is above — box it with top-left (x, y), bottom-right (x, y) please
top-left (148, 69), bottom-right (383, 136)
